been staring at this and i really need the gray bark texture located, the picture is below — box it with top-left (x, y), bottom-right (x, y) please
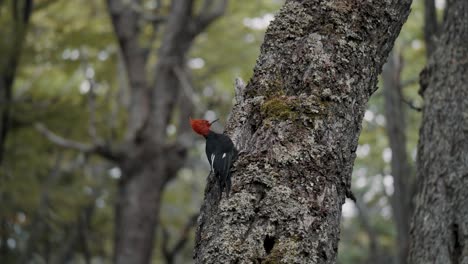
top-left (382, 51), bottom-right (411, 264)
top-left (408, 0), bottom-right (468, 263)
top-left (194, 0), bottom-right (412, 263)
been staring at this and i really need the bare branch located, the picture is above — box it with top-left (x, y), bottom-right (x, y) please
top-left (104, 81), bottom-right (120, 141)
top-left (35, 123), bottom-right (123, 161)
top-left (173, 65), bottom-right (194, 100)
top-left (35, 123), bottom-right (93, 152)
top-left (191, 0), bottom-right (228, 36)
top-left (171, 214), bottom-right (198, 256)
top-left (401, 77), bottom-right (418, 88)
top-left (402, 97), bottom-right (422, 112)
top-left (79, 53), bottom-right (100, 142)
top-left (172, 66), bottom-right (195, 153)
top-left (162, 214), bottom-right (199, 264)
top-left (163, 142), bottom-right (189, 184)
top-left (87, 79), bottom-right (101, 142)
top-left (107, 0), bottom-right (151, 141)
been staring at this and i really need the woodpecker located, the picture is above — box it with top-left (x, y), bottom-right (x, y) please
top-left (190, 117), bottom-right (237, 197)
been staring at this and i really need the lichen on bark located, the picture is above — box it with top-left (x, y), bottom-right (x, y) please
top-left (195, 0), bottom-right (412, 263)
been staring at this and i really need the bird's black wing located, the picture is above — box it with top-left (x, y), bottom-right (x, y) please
top-left (208, 133), bottom-right (237, 196)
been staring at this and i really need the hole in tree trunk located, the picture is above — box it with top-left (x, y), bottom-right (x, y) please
top-left (263, 235), bottom-right (275, 254)
top-left (451, 223), bottom-right (461, 264)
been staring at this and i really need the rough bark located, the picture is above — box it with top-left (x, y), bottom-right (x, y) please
top-left (194, 0), bottom-right (412, 263)
top-left (105, 0), bottom-right (227, 263)
top-left (382, 51), bottom-right (411, 264)
top-left (408, 1), bottom-right (468, 263)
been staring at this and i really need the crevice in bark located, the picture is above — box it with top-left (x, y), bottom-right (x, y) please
top-left (263, 235), bottom-right (276, 255)
top-left (450, 223), bottom-right (461, 264)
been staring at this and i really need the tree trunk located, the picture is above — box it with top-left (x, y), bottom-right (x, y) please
top-left (0, 0), bottom-right (32, 165)
top-left (114, 152), bottom-right (167, 264)
top-left (382, 51), bottom-right (411, 264)
top-left (194, 0), bottom-right (412, 263)
top-left (106, 0), bottom-right (227, 263)
top-left (0, 1), bottom-right (32, 261)
top-left (355, 198), bottom-right (382, 264)
top-left (408, 1), bottom-right (468, 263)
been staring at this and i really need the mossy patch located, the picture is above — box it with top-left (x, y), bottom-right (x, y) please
top-left (260, 94), bottom-right (330, 125)
top-left (261, 97), bottom-right (298, 121)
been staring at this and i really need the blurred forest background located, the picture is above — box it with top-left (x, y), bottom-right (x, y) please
top-left (0, 0), bottom-right (443, 263)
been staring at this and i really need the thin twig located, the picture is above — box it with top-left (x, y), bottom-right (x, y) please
top-left (402, 98), bottom-right (422, 112)
top-left (87, 78), bottom-right (99, 141)
top-left (401, 77), bottom-right (419, 88)
top-left (172, 66), bottom-right (195, 153)
top-left (161, 214), bottom-right (199, 264)
top-left (191, 0), bottom-right (228, 36)
top-left (35, 123), bottom-right (93, 152)
top-left (173, 65), bottom-right (194, 100)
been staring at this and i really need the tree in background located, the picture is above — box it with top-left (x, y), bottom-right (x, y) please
top-left (408, 0), bottom-right (468, 262)
top-left (382, 49), bottom-right (412, 264)
top-left (378, 1), bottom-right (441, 263)
top-left (0, 0), bottom-right (32, 164)
top-left (107, 1), bottom-right (227, 263)
top-left (195, 0), bottom-right (412, 262)
top-left (34, 0), bottom-right (229, 263)
top-left (0, 1), bottom-right (33, 262)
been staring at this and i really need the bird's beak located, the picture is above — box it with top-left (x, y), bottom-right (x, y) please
top-left (209, 119), bottom-right (219, 125)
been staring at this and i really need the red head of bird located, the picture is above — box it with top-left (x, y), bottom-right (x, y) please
top-left (190, 117), bottom-right (218, 137)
